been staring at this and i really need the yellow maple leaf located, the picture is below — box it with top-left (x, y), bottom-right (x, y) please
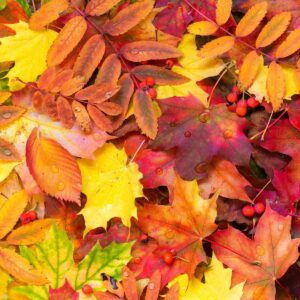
top-left (0, 21), bottom-right (57, 91)
top-left (78, 143), bottom-right (144, 234)
top-left (168, 253), bottom-right (244, 300)
top-left (157, 34), bottom-right (225, 106)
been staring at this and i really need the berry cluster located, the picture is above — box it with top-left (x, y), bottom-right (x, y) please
top-left (242, 202), bottom-right (265, 218)
top-left (227, 86), bottom-right (260, 117)
top-left (140, 76), bottom-right (157, 98)
top-left (20, 210), bottom-right (37, 225)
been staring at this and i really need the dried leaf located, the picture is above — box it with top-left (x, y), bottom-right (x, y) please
top-left (0, 246), bottom-right (48, 285)
top-left (120, 40), bottom-right (182, 62)
top-left (0, 105), bottom-right (26, 127)
top-left (44, 93), bottom-right (58, 120)
top-left (132, 65), bottom-right (189, 85)
top-left (0, 190), bottom-right (28, 239)
top-left (103, 0), bottom-right (154, 36)
top-left (266, 61), bottom-right (285, 111)
top-left (72, 101), bottom-right (92, 133)
top-left (48, 69), bottom-right (73, 93)
top-left (56, 96), bottom-right (75, 128)
top-left (188, 21), bottom-right (218, 36)
top-left (145, 270), bottom-right (161, 300)
top-left (235, 1), bottom-right (268, 37)
top-left (122, 267), bottom-right (138, 300)
top-left (256, 12), bottom-right (291, 48)
top-left (37, 67), bottom-right (57, 91)
top-left (239, 50), bottom-right (261, 89)
top-left (199, 36), bottom-right (235, 58)
top-left (276, 28), bottom-right (300, 58)
top-left (95, 54), bottom-right (121, 85)
top-left (95, 102), bottom-right (122, 116)
top-left (6, 218), bottom-right (53, 245)
top-left (60, 76), bottom-right (85, 96)
top-left (133, 89), bottom-right (157, 139)
top-left (26, 128), bottom-right (82, 203)
top-left (76, 83), bottom-right (120, 101)
top-left (47, 16), bottom-right (87, 67)
top-left (87, 104), bottom-right (113, 132)
top-left (73, 34), bottom-right (105, 82)
top-left (216, 0), bottom-right (232, 26)
top-left (0, 137), bottom-right (20, 162)
top-left (29, 0), bottom-right (69, 30)
top-left (85, 0), bottom-right (120, 16)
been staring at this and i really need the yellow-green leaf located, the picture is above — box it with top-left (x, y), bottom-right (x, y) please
top-left (0, 21), bottom-right (57, 91)
top-left (78, 143), bottom-right (144, 234)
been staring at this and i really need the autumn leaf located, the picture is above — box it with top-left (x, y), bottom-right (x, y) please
top-left (275, 28), bottom-right (300, 58)
top-left (216, 0), bottom-right (232, 26)
top-left (49, 280), bottom-right (79, 300)
top-left (85, 0), bottom-right (119, 16)
top-left (11, 285), bottom-right (49, 300)
top-left (0, 137), bottom-right (21, 162)
top-left (78, 143), bottom-right (144, 234)
top-left (188, 21), bottom-right (218, 35)
top-left (0, 21), bottom-right (57, 90)
top-left (198, 36), bottom-right (235, 58)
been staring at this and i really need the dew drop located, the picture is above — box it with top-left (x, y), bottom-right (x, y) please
top-left (148, 283), bottom-right (155, 290)
top-left (2, 148), bottom-right (12, 156)
top-left (2, 112), bottom-right (12, 119)
top-left (223, 129), bottom-right (233, 139)
top-left (155, 167), bottom-right (163, 175)
top-left (105, 91), bottom-right (112, 98)
top-left (131, 48), bottom-right (139, 55)
top-left (57, 182), bottom-right (65, 191)
top-left (255, 245), bottom-right (265, 256)
top-left (51, 165), bottom-right (59, 173)
top-left (184, 131), bottom-right (191, 138)
top-left (198, 112), bottom-right (210, 123)
top-left (123, 271), bottom-right (129, 277)
top-left (134, 257), bottom-right (142, 264)
top-left (165, 229), bottom-right (175, 239)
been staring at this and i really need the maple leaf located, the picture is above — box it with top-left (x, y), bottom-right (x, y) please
top-left (211, 205), bottom-right (300, 299)
top-left (12, 285), bottom-right (49, 300)
top-left (49, 280), bottom-right (79, 300)
top-left (0, 21), bottom-right (57, 91)
top-left (157, 34), bottom-right (225, 105)
top-left (168, 254), bottom-right (244, 299)
top-left (151, 96), bottom-right (252, 180)
top-left (138, 175), bottom-right (218, 285)
top-left (78, 143), bottom-right (144, 234)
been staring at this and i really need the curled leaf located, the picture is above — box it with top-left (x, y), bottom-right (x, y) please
top-left (0, 105), bottom-right (26, 127)
top-left (256, 12), bottom-right (291, 48)
top-left (47, 16), bottom-right (87, 67)
top-left (120, 40), bottom-right (182, 62)
top-left (199, 36), bottom-right (235, 58)
top-left (216, 0), bottom-right (232, 26)
top-left (132, 65), bottom-right (189, 85)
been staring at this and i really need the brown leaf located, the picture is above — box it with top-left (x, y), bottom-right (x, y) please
top-left (56, 96), bottom-right (75, 128)
top-left (87, 104), bottom-right (113, 132)
top-left (256, 12), bottom-right (291, 48)
top-left (165, 282), bottom-right (179, 300)
top-left (47, 16), bottom-right (87, 67)
top-left (29, 0), bottom-right (69, 30)
top-left (72, 101), bottom-right (92, 133)
top-left (120, 40), bottom-right (181, 62)
top-left (37, 67), bottom-right (57, 91)
top-left (6, 219), bottom-right (53, 245)
top-left (133, 89), bottom-right (157, 139)
top-left (60, 76), bottom-right (85, 96)
top-left (44, 93), bottom-right (58, 120)
top-left (0, 105), bottom-right (26, 127)
top-left (122, 267), bottom-right (138, 300)
top-left (0, 190), bottom-right (28, 239)
top-left (95, 54), bottom-right (121, 85)
top-left (188, 21), bottom-right (219, 36)
top-left (145, 270), bottom-right (161, 300)
top-left (32, 90), bottom-right (44, 112)
top-left (0, 246), bottom-right (48, 285)
top-left (48, 69), bottom-right (74, 93)
top-left (199, 36), bottom-right (235, 58)
top-left (235, 1), bottom-right (268, 37)
top-left (275, 28), bottom-right (300, 58)
top-left (132, 65), bottom-right (189, 85)
top-left (0, 137), bottom-right (20, 162)
top-left (266, 61), bottom-right (285, 111)
top-left (85, 0), bottom-right (120, 16)
top-left (73, 34), bottom-right (105, 82)
top-left (0, 91), bottom-right (11, 105)
top-left (216, 0), bottom-right (232, 26)
top-left (76, 83), bottom-right (120, 101)
top-left (111, 74), bottom-right (134, 130)
top-left (95, 102), bottom-right (122, 116)
top-left (239, 50), bottom-right (261, 89)
top-left (103, 0), bottom-right (154, 36)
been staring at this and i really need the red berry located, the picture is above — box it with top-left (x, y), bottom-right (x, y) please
top-left (236, 106), bottom-right (247, 117)
top-left (27, 210), bottom-right (37, 221)
top-left (237, 100), bottom-right (247, 107)
top-left (148, 88), bottom-right (157, 98)
top-left (247, 97), bottom-right (259, 108)
top-left (140, 80), bottom-right (148, 90)
top-left (232, 85), bottom-right (241, 95)
top-left (227, 93), bottom-right (237, 103)
top-left (254, 202), bottom-right (265, 214)
top-left (163, 251), bottom-right (174, 265)
top-left (242, 205), bottom-right (255, 218)
top-left (145, 76), bottom-right (155, 86)
top-left (20, 213), bottom-right (32, 225)
top-left (165, 59), bottom-right (174, 69)
top-left (82, 284), bottom-right (93, 294)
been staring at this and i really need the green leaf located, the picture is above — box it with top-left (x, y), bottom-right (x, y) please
top-left (13, 285), bottom-right (48, 300)
top-left (75, 241), bottom-right (134, 290)
top-left (0, 0), bottom-right (7, 11)
top-left (36, 223), bottom-right (74, 289)
top-left (16, 0), bottom-right (31, 16)
top-left (20, 245), bottom-right (41, 269)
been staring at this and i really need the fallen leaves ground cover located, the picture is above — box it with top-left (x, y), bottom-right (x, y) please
top-left (0, 0), bottom-right (299, 299)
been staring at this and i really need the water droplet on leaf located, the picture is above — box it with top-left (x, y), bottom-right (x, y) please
top-left (148, 283), bottom-right (155, 290)
top-left (2, 148), bottom-right (12, 156)
top-left (198, 112), bottom-right (210, 123)
top-left (2, 112), bottom-right (12, 119)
